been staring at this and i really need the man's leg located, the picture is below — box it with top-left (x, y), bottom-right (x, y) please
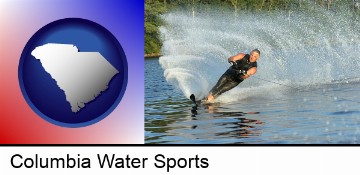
top-left (207, 75), bottom-right (241, 101)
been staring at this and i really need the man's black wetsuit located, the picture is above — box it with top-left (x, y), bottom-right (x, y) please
top-left (208, 54), bottom-right (257, 99)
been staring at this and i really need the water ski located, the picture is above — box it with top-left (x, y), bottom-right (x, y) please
top-left (190, 94), bottom-right (197, 105)
top-left (190, 94), bottom-right (212, 106)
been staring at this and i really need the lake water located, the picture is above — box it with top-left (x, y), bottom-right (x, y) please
top-left (145, 58), bottom-right (360, 144)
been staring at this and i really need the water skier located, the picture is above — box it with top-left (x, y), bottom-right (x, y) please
top-left (204, 49), bottom-right (261, 102)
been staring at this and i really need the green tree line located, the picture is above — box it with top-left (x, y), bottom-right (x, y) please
top-left (145, 0), bottom-right (359, 57)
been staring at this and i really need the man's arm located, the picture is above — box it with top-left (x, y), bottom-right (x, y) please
top-left (228, 53), bottom-right (245, 62)
top-left (241, 67), bottom-right (257, 79)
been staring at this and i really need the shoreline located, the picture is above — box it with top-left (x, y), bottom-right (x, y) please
top-left (144, 53), bottom-right (162, 59)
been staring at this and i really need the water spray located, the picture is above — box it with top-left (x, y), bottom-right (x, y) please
top-left (159, 8), bottom-right (360, 102)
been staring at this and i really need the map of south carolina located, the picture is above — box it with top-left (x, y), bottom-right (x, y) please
top-left (31, 43), bottom-right (119, 113)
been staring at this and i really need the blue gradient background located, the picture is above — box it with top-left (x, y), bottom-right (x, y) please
top-left (0, 0), bottom-right (144, 143)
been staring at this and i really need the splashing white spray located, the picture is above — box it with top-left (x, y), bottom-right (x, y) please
top-left (159, 9), bottom-right (360, 102)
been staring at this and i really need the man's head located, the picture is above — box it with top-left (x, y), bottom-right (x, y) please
top-left (250, 49), bottom-right (260, 62)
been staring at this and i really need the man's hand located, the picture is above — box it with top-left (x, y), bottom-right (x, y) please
top-left (229, 61), bottom-right (236, 65)
top-left (239, 70), bottom-right (247, 76)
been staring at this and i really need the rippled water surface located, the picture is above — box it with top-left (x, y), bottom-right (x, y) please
top-left (145, 58), bottom-right (360, 144)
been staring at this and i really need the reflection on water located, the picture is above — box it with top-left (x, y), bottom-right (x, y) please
top-left (146, 98), bottom-right (264, 144)
top-left (191, 103), bottom-right (263, 143)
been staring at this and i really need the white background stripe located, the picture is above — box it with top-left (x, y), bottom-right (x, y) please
top-left (0, 147), bottom-right (358, 175)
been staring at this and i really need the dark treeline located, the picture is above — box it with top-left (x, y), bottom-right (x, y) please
top-left (145, 0), bottom-right (360, 56)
